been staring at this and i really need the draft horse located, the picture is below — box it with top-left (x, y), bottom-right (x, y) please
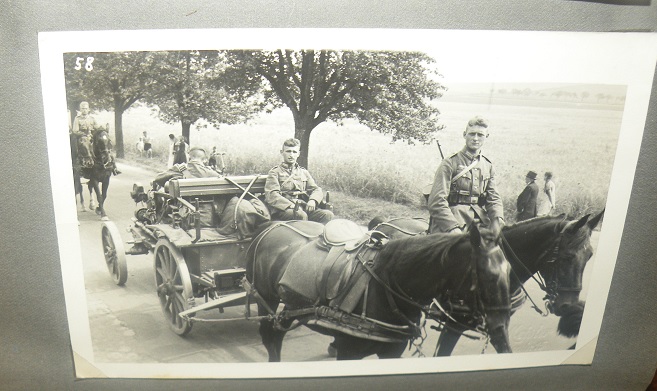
top-left (433, 210), bottom-right (605, 356)
top-left (85, 128), bottom-right (116, 220)
top-left (70, 132), bottom-right (95, 212)
top-left (246, 220), bottom-right (512, 361)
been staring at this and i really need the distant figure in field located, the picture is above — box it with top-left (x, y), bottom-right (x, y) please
top-left (136, 137), bottom-right (144, 157)
top-left (167, 134), bottom-right (176, 168)
top-left (142, 131), bottom-right (153, 159)
top-left (173, 136), bottom-right (188, 165)
top-left (264, 138), bottom-right (333, 224)
top-left (208, 146), bottom-right (218, 169)
top-left (543, 171), bottom-right (556, 215)
top-left (427, 116), bottom-right (505, 234)
top-left (516, 170), bottom-right (539, 222)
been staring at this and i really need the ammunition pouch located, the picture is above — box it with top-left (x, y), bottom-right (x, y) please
top-left (477, 192), bottom-right (487, 207)
top-left (448, 190), bottom-right (480, 206)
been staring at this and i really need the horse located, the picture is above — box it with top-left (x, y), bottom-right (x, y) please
top-left (70, 132), bottom-right (95, 212)
top-left (245, 220), bottom-right (512, 361)
top-left (85, 128), bottom-right (115, 220)
top-left (432, 210), bottom-right (605, 356)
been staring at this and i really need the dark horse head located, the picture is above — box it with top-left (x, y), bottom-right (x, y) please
top-left (75, 134), bottom-right (94, 169)
top-left (92, 128), bottom-right (114, 171)
top-left (372, 214), bottom-right (604, 357)
top-left (246, 220), bottom-right (512, 361)
top-left (374, 225), bottom-right (512, 354)
top-left (501, 210), bottom-right (605, 337)
top-left (85, 126), bottom-right (114, 219)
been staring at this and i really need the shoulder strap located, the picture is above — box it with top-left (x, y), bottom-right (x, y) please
top-left (451, 158), bottom-right (480, 184)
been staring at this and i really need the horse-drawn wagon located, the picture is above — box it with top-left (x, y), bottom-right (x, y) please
top-left (98, 166), bottom-right (604, 359)
top-left (100, 174), bottom-right (270, 335)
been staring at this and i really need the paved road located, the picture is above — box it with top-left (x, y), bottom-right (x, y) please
top-left (78, 161), bottom-right (596, 363)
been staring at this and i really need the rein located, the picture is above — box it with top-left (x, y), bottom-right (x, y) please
top-left (499, 222), bottom-right (575, 316)
top-left (357, 235), bottom-right (502, 341)
top-left (373, 218), bottom-right (429, 236)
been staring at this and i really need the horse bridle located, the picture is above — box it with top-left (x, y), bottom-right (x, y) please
top-left (77, 136), bottom-right (95, 169)
top-left (93, 134), bottom-right (114, 169)
top-left (500, 222), bottom-right (581, 316)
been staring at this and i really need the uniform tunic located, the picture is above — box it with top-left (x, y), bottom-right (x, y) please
top-left (265, 162), bottom-right (333, 224)
top-left (72, 114), bottom-right (98, 137)
top-left (428, 147), bottom-right (504, 233)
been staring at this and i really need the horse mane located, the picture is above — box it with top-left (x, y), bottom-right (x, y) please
top-left (505, 214), bottom-right (565, 230)
top-left (374, 233), bottom-right (466, 276)
top-left (505, 214), bottom-right (590, 247)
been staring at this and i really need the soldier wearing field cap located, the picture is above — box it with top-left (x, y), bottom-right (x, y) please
top-left (427, 116), bottom-right (505, 234)
top-left (71, 101), bottom-right (98, 138)
top-left (516, 170), bottom-right (539, 221)
top-left (265, 138), bottom-right (333, 224)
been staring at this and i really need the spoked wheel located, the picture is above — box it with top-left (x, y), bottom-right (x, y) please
top-left (154, 238), bottom-right (193, 336)
top-left (101, 221), bottom-right (128, 286)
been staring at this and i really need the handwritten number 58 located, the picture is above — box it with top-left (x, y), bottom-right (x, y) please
top-left (74, 57), bottom-right (94, 71)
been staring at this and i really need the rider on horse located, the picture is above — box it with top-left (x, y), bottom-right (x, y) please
top-left (427, 116), bottom-right (510, 315)
top-left (71, 101), bottom-right (98, 139)
top-left (427, 116), bottom-right (505, 235)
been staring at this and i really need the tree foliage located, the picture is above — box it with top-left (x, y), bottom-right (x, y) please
top-left (224, 49), bottom-right (446, 167)
top-left (64, 52), bottom-right (158, 157)
top-left (145, 51), bottom-right (262, 143)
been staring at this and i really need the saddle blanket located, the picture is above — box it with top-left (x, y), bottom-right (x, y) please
top-left (278, 242), bottom-right (372, 313)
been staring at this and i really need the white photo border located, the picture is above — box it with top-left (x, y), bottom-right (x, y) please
top-left (38, 28), bottom-right (657, 379)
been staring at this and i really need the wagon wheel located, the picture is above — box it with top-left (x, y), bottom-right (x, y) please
top-left (101, 221), bottom-right (128, 286)
top-left (154, 238), bottom-right (193, 336)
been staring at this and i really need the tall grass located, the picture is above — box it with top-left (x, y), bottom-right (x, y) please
top-left (97, 100), bottom-right (621, 223)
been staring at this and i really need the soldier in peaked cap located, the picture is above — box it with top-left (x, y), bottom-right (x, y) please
top-left (517, 170), bottom-right (540, 221)
top-left (265, 138), bottom-right (333, 224)
top-left (427, 116), bottom-right (505, 234)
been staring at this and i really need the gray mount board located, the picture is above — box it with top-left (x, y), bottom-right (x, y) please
top-left (2, 1), bottom-right (657, 390)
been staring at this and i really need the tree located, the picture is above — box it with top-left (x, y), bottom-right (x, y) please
top-left (224, 50), bottom-right (446, 168)
top-left (64, 52), bottom-right (158, 158)
top-left (146, 51), bottom-right (261, 144)
top-left (63, 54), bottom-right (95, 128)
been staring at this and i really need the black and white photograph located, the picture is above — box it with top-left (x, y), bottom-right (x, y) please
top-left (38, 29), bottom-right (657, 379)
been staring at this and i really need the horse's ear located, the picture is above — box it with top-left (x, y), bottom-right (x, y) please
top-left (587, 209), bottom-right (605, 231)
top-left (567, 214), bottom-right (590, 233)
top-left (470, 224), bottom-right (482, 247)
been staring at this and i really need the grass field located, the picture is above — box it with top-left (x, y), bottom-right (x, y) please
top-left (95, 99), bottom-right (621, 225)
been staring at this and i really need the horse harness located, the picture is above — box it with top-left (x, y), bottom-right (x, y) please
top-left (248, 221), bottom-right (432, 343)
top-left (499, 221), bottom-right (579, 316)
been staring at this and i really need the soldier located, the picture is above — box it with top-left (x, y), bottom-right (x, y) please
top-left (71, 101), bottom-right (98, 138)
top-left (517, 170), bottom-right (539, 221)
top-left (152, 147), bottom-right (269, 238)
top-left (153, 147), bottom-right (219, 186)
top-left (265, 138), bottom-right (333, 224)
top-left (427, 116), bottom-right (505, 234)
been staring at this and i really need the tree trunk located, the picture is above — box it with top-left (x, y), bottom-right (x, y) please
top-left (294, 115), bottom-right (315, 169)
top-left (181, 121), bottom-right (192, 147)
top-left (113, 103), bottom-right (125, 158)
top-left (68, 102), bottom-right (77, 131)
